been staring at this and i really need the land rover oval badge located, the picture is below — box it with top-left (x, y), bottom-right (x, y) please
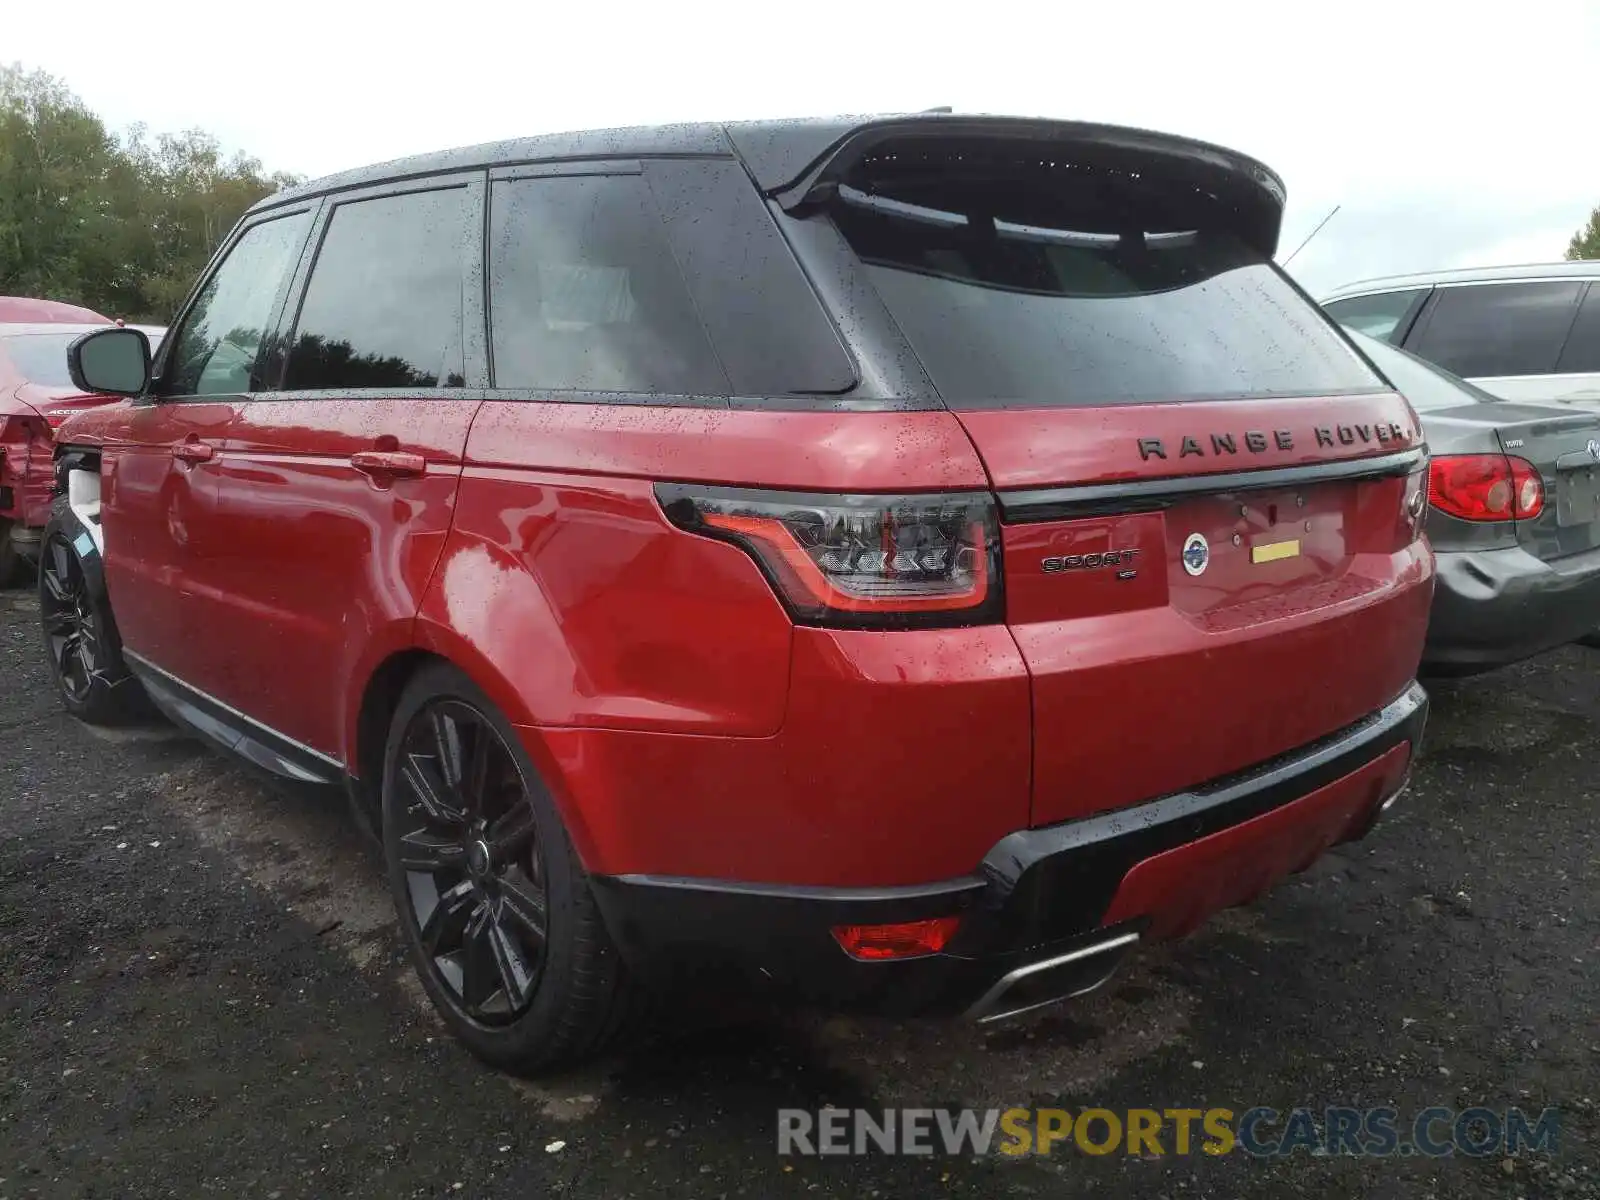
top-left (1182, 532), bottom-right (1210, 576)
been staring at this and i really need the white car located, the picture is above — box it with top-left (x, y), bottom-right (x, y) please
top-left (1321, 261), bottom-right (1600, 407)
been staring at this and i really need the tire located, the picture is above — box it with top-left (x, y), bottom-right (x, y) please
top-left (381, 661), bottom-right (641, 1074)
top-left (37, 501), bottom-right (147, 724)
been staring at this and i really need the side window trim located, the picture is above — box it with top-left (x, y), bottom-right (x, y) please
top-left (1398, 287), bottom-right (1441, 354)
top-left (1545, 280), bottom-right (1589, 377)
top-left (268, 171), bottom-right (490, 395)
top-left (1389, 287), bottom-right (1432, 346)
top-left (1552, 281), bottom-right (1597, 375)
top-left (155, 201), bottom-right (322, 401)
top-left (255, 199), bottom-right (332, 391)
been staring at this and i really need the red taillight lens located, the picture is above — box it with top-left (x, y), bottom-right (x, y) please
top-left (656, 485), bottom-right (1001, 628)
top-left (832, 916), bottom-right (961, 961)
top-left (1427, 454), bottom-right (1543, 522)
top-left (1511, 458), bottom-right (1544, 519)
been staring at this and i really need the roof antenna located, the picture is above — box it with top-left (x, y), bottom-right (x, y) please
top-left (1282, 204), bottom-right (1341, 267)
top-left (922, 106), bottom-right (954, 113)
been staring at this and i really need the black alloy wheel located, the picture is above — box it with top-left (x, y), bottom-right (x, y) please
top-left (40, 532), bottom-right (102, 706)
top-left (394, 699), bottom-right (549, 1025)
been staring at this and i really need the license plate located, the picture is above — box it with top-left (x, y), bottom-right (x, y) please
top-left (1558, 470), bottom-right (1600, 527)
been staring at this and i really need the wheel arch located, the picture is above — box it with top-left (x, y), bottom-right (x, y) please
top-left (347, 639), bottom-right (600, 867)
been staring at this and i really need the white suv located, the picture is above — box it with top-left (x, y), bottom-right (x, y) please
top-left (1321, 261), bottom-right (1600, 407)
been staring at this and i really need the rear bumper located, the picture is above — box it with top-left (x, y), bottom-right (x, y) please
top-left (1424, 543), bottom-right (1600, 672)
top-left (591, 682), bottom-right (1427, 1019)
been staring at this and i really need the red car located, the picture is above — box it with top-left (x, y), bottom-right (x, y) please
top-left (46, 114), bottom-right (1433, 1073)
top-left (0, 298), bottom-right (120, 580)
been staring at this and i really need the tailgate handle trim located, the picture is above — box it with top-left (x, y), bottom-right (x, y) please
top-left (999, 446), bottom-right (1426, 523)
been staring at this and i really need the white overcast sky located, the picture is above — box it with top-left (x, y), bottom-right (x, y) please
top-left (10, 0), bottom-right (1598, 294)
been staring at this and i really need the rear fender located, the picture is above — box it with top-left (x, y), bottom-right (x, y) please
top-left (409, 603), bottom-right (602, 866)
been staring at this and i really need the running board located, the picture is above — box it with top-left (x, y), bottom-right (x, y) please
top-left (125, 653), bottom-right (343, 786)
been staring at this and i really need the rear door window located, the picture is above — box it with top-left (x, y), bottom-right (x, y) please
top-left (487, 164), bottom-right (854, 397)
top-left (1323, 289), bottom-right (1428, 343)
top-left (831, 190), bottom-right (1380, 406)
top-left (489, 172), bottom-right (726, 395)
top-left (1406, 281), bottom-right (1584, 378)
top-left (282, 186), bottom-right (474, 390)
top-left (1556, 284), bottom-right (1600, 374)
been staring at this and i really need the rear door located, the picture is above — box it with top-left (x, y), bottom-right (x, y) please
top-left (816, 134), bottom-right (1431, 827)
top-left (208, 176), bottom-right (486, 760)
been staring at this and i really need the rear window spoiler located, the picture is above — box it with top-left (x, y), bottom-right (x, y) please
top-left (725, 114), bottom-right (1288, 259)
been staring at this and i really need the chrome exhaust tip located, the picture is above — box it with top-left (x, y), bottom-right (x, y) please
top-left (965, 930), bottom-right (1141, 1024)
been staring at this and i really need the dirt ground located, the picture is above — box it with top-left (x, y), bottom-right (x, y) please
top-left (2, 584), bottom-right (1595, 1198)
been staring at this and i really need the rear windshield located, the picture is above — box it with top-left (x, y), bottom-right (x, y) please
top-left (832, 189), bottom-right (1382, 407)
top-left (1, 333), bottom-right (77, 387)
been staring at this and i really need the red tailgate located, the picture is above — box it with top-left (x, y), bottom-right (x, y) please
top-left (959, 396), bottom-right (1433, 827)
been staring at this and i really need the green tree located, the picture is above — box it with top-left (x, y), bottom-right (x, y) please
top-left (0, 63), bottom-right (301, 323)
top-left (0, 64), bottom-right (121, 307)
top-left (1568, 206), bottom-right (1600, 261)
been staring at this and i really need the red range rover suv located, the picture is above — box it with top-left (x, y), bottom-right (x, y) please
top-left (47, 113), bottom-right (1433, 1072)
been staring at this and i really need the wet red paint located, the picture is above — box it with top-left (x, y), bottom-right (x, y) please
top-left (65, 386), bottom-right (1431, 896)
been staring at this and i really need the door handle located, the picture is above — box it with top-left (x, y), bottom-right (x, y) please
top-left (172, 441), bottom-right (214, 463)
top-left (350, 450), bottom-right (426, 478)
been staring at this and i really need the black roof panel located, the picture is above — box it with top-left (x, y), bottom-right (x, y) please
top-left (253, 121), bottom-right (739, 213)
top-left (252, 112), bottom-right (1284, 216)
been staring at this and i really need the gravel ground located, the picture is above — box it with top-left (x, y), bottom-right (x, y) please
top-left (2, 581), bottom-right (1596, 1198)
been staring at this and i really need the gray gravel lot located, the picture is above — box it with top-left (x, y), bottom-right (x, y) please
top-left (2, 582), bottom-right (1596, 1198)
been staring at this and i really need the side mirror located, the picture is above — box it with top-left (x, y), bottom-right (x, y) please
top-left (68, 327), bottom-right (152, 397)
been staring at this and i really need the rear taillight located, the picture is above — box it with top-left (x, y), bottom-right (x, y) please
top-left (656, 485), bottom-right (1001, 629)
top-left (1427, 454), bottom-right (1544, 522)
top-left (1512, 459), bottom-right (1545, 518)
